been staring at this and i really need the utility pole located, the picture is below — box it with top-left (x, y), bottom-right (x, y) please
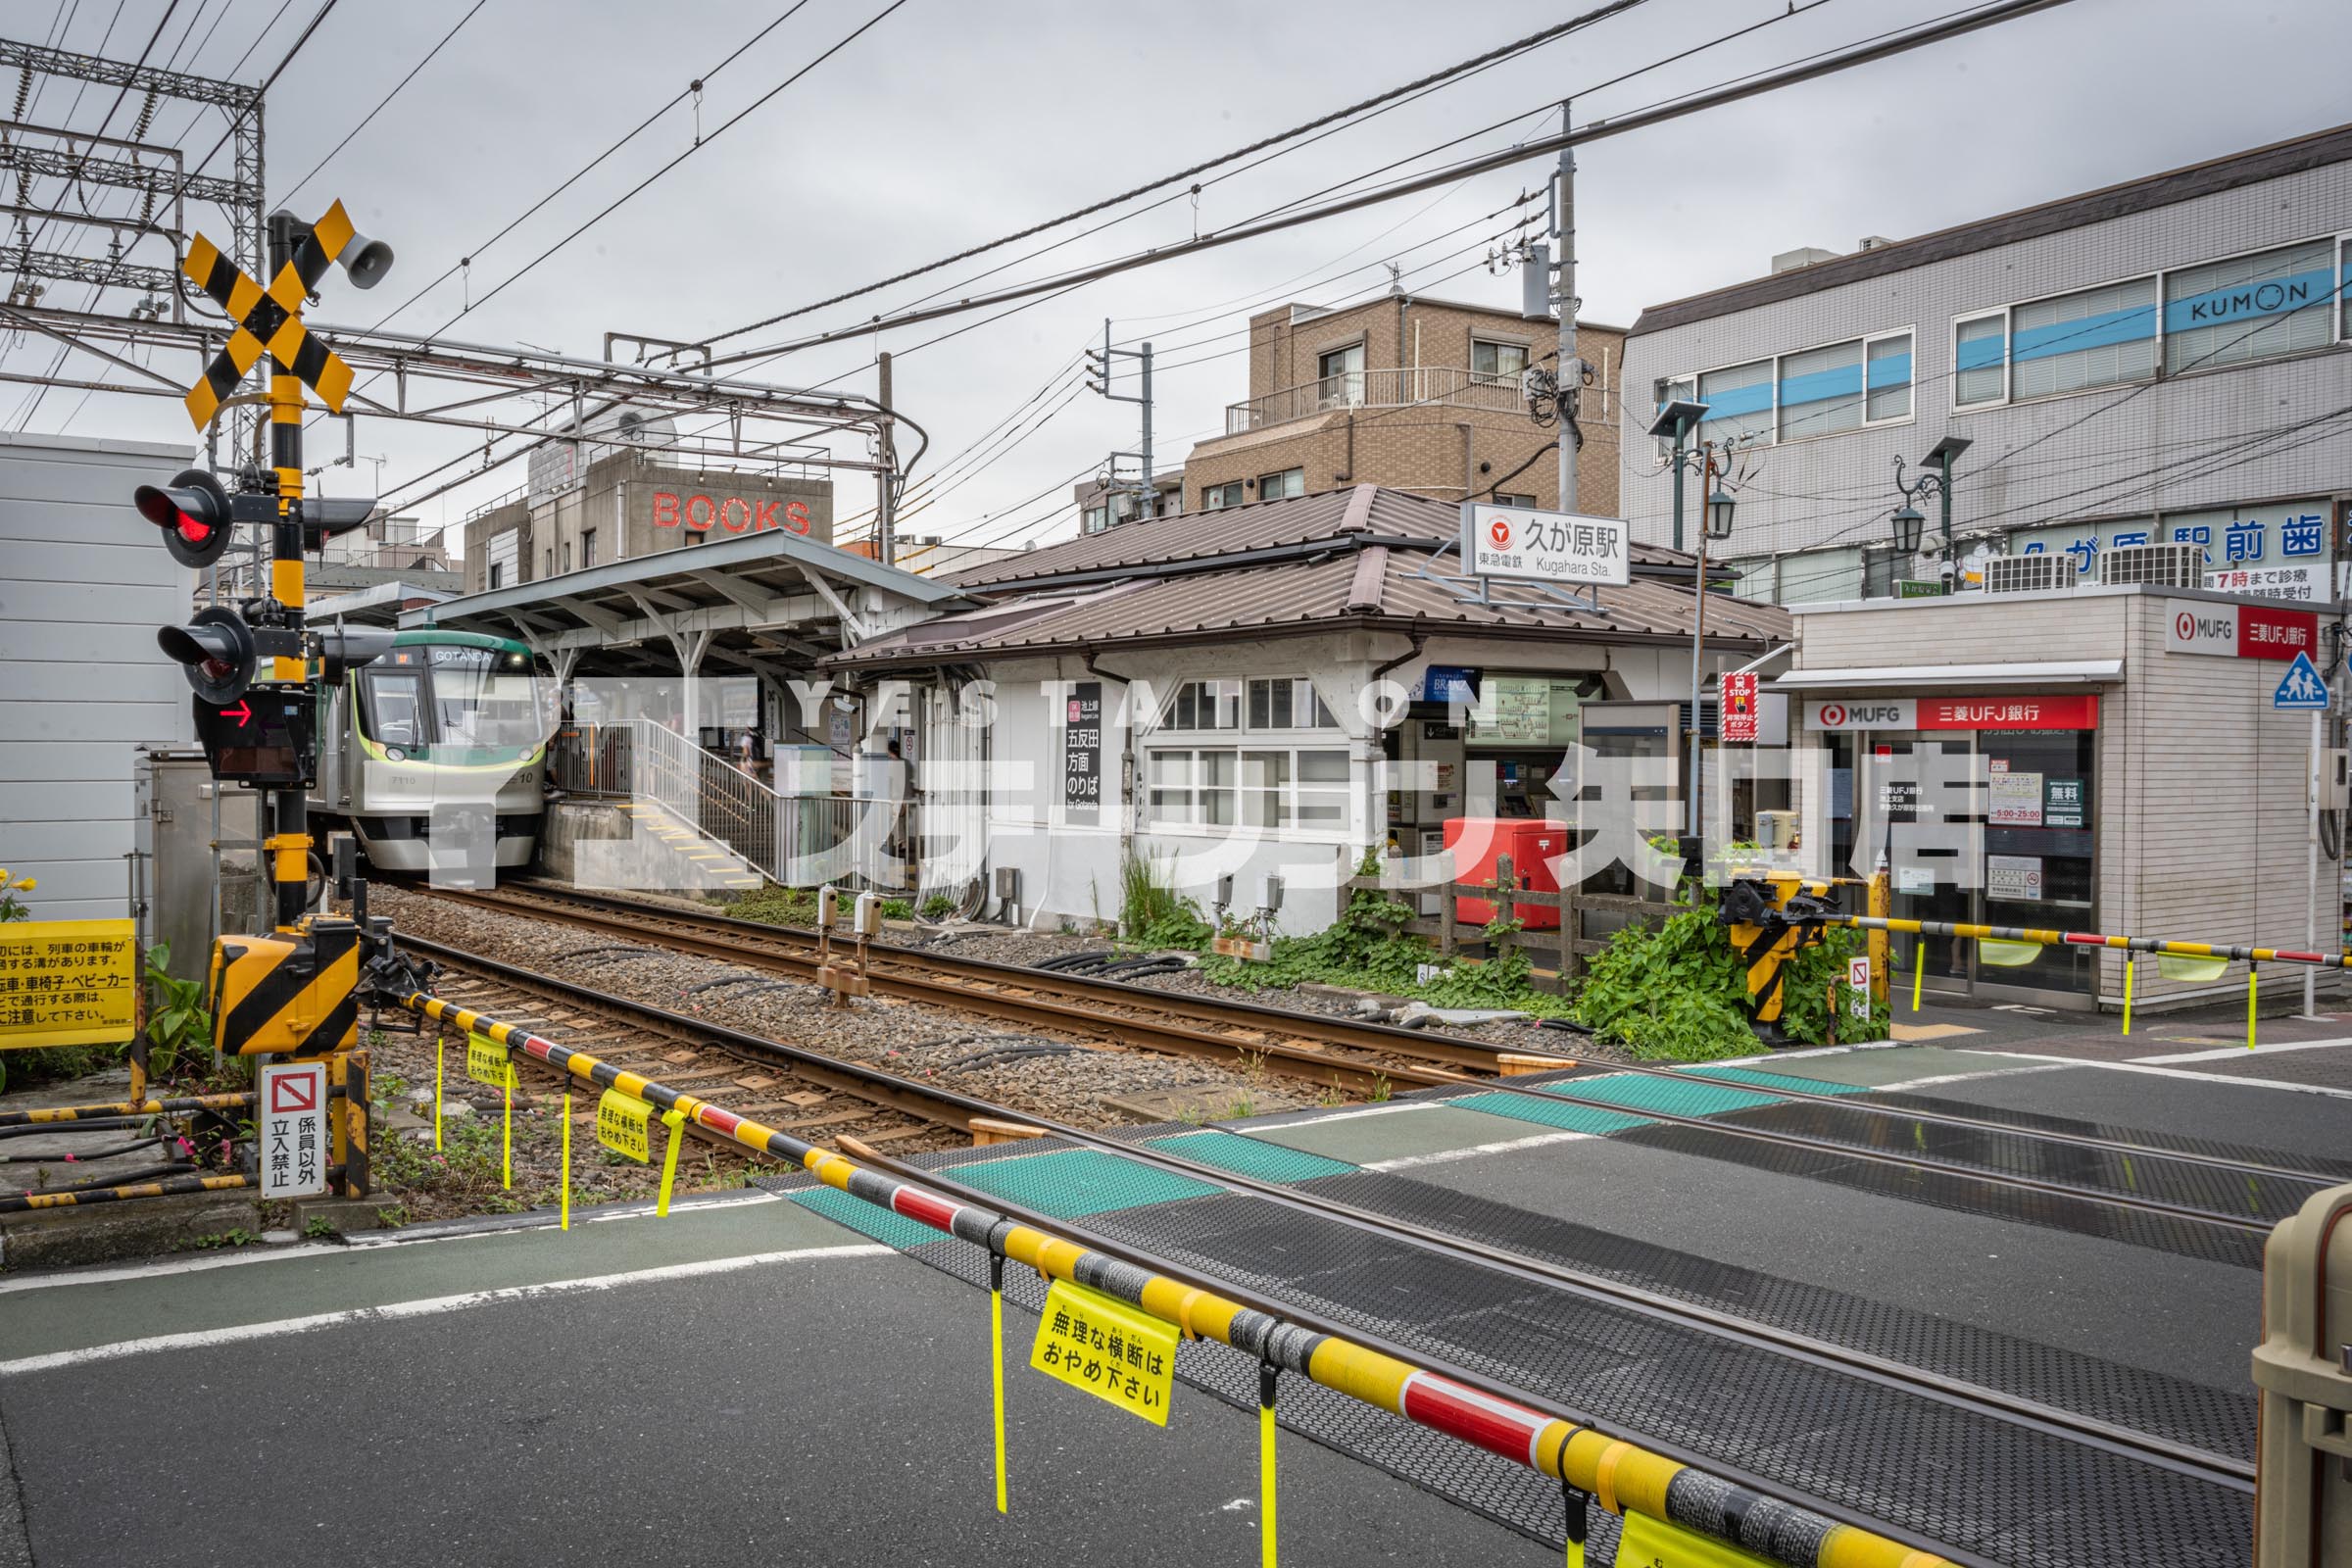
top-left (1555, 100), bottom-right (1578, 514)
top-left (1087, 319), bottom-right (1155, 528)
top-left (876, 350), bottom-right (897, 566)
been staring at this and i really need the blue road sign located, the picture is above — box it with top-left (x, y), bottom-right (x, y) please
top-left (2273, 650), bottom-right (2330, 710)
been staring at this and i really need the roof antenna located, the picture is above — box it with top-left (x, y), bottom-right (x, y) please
top-left (1385, 261), bottom-right (1403, 296)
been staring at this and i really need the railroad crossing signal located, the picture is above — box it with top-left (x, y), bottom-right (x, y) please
top-left (177, 198), bottom-right (390, 428)
top-left (133, 466), bottom-right (236, 567)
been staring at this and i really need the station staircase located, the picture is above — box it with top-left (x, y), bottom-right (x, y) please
top-left (611, 800), bottom-right (765, 893)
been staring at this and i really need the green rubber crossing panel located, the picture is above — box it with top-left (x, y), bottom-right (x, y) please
top-left (1683, 1064), bottom-right (1871, 1096)
top-left (1143, 1129), bottom-right (1358, 1183)
top-left (1447, 1090), bottom-right (1653, 1136)
top-left (947, 1147), bottom-right (1224, 1218)
top-left (789, 1186), bottom-right (942, 1251)
top-left (1532, 1072), bottom-right (1783, 1117)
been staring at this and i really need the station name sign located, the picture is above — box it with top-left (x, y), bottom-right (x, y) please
top-left (2163, 599), bottom-right (2317, 661)
top-left (1806, 696), bottom-right (2098, 732)
top-left (1461, 503), bottom-right (1629, 587)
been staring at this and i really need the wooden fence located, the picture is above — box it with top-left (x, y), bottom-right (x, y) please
top-left (1346, 853), bottom-right (1676, 995)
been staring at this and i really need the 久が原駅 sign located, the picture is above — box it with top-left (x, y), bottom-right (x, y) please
top-left (2164, 599), bottom-right (2318, 661)
top-left (1461, 503), bottom-right (1629, 586)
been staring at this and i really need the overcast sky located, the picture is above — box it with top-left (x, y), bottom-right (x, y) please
top-left (8, 0), bottom-right (2348, 558)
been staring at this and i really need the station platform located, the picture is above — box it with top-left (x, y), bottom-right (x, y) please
top-left (0, 1194), bottom-right (1551, 1568)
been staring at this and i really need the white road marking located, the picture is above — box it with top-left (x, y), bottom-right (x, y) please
top-left (1258, 1102), bottom-right (1437, 1129)
top-left (0, 1243), bottom-right (892, 1376)
top-left (1362, 1129), bottom-right (1593, 1171)
top-left (1977, 1052), bottom-right (2352, 1101)
top-left (1870, 1062), bottom-right (2077, 1094)
top-left (2130, 1037), bottom-right (2352, 1064)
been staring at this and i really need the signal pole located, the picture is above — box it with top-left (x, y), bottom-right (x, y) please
top-left (1086, 320), bottom-right (1155, 525)
top-left (877, 350), bottom-right (898, 565)
top-left (266, 211), bottom-right (310, 931)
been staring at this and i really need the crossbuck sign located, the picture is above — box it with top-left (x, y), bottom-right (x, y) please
top-left (1462, 503), bottom-right (1630, 586)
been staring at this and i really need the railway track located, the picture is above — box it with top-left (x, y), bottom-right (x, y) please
top-left (405, 882), bottom-right (1500, 1096)
top-left (384, 944), bottom-right (2264, 1565)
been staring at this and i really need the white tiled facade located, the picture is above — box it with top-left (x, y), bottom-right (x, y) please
top-left (1619, 130), bottom-right (2352, 605)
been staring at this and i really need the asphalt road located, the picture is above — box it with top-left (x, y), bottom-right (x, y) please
top-left (0, 1194), bottom-right (1554, 1568)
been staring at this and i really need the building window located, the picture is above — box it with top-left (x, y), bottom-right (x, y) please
top-left (1316, 342), bottom-right (1364, 408)
top-left (1953, 312), bottom-right (2008, 407)
top-left (1472, 339), bottom-right (1529, 383)
top-left (1257, 466), bottom-right (1304, 500)
top-left (1866, 331), bottom-right (1913, 421)
top-left (1147, 749), bottom-right (1236, 826)
top-left (488, 562), bottom-right (504, 590)
top-left (1494, 492), bottom-right (1537, 508)
top-left (580, 528), bottom-right (597, 567)
top-left (2163, 237), bottom-right (2335, 375)
top-left (1246, 676), bottom-right (1335, 730)
top-left (562, 541), bottom-right (572, 573)
top-left (1200, 481), bottom-right (1246, 511)
top-left (1697, 359), bottom-right (1773, 446)
top-left (1775, 339), bottom-right (1864, 440)
top-left (1148, 746), bottom-right (1348, 831)
top-left (1159, 678), bottom-right (1241, 731)
top-left (1083, 504), bottom-right (1108, 531)
top-left (2009, 277), bottom-right (2157, 401)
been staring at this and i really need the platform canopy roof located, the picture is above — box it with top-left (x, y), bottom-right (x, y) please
top-left (831, 485), bottom-right (1788, 671)
top-left (401, 523), bottom-right (974, 683)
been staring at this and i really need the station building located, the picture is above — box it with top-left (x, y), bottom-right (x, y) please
top-left (1618, 122), bottom-right (2352, 604)
top-left (831, 484), bottom-right (1788, 935)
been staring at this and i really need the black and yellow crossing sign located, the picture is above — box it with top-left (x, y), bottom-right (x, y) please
top-left (206, 915), bottom-right (361, 1057)
top-left (179, 198), bottom-right (362, 428)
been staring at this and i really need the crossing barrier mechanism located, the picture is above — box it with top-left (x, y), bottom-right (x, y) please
top-left (397, 982), bottom-right (1956, 1568)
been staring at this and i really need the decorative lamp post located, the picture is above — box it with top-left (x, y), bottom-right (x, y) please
top-left (1892, 434), bottom-right (1972, 592)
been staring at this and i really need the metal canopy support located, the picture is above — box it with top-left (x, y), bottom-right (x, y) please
top-left (797, 564), bottom-right (874, 645)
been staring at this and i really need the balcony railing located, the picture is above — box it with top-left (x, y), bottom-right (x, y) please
top-left (1223, 366), bottom-right (1526, 435)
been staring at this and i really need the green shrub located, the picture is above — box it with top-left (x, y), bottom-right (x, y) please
top-left (1118, 854), bottom-right (1213, 950)
top-left (920, 893), bottom-right (956, 919)
top-left (878, 898), bottom-right (914, 920)
top-left (1571, 906), bottom-right (1887, 1059)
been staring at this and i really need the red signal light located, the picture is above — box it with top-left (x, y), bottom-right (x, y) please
top-left (133, 469), bottom-right (233, 568)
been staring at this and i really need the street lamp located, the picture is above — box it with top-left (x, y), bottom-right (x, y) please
top-left (1892, 434), bottom-right (1972, 591)
top-left (1688, 485), bottom-right (1737, 838)
top-left (1889, 502), bottom-right (1926, 558)
top-left (1646, 398), bottom-right (1710, 553)
top-left (1704, 488), bottom-right (1737, 541)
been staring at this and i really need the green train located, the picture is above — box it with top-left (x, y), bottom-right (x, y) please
top-left (308, 628), bottom-right (555, 881)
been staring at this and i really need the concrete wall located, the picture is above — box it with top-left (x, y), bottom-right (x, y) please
top-left (464, 453), bottom-right (834, 594)
top-left (1620, 150), bottom-right (2352, 593)
top-left (0, 432), bottom-right (198, 920)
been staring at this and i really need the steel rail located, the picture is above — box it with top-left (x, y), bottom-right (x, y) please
top-left (392, 975), bottom-right (1979, 1568)
top-left (1490, 1076), bottom-right (2297, 1236)
top-left (384, 951), bottom-right (2249, 1494)
top-left (482, 881), bottom-right (1514, 1072)
top-left (412, 886), bottom-right (1472, 1095)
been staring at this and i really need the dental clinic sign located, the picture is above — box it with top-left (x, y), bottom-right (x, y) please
top-left (2164, 599), bottom-right (2318, 661)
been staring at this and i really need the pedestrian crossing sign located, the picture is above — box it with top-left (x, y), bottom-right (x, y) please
top-left (2273, 651), bottom-right (2329, 710)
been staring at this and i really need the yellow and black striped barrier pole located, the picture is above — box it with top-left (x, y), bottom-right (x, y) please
top-left (403, 985), bottom-right (1954, 1568)
top-left (0, 1171), bottom-right (253, 1215)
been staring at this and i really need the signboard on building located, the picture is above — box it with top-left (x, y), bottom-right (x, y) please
top-left (1987, 854), bottom-right (2044, 902)
top-left (2164, 600), bottom-right (2318, 661)
top-left (1461, 503), bottom-right (1629, 586)
top-left (650, 491), bottom-right (814, 537)
top-left (258, 1060), bottom-right (329, 1200)
top-left (1806, 700), bottom-right (1915, 731)
top-left (1063, 681), bottom-right (1102, 825)
top-left (1988, 771), bottom-right (2043, 825)
top-left (2044, 778), bottom-right (2085, 827)
top-left (2206, 564), bottom-right (2329, 603)
top-left (0, 919), bottom-right (137, 1050)
top-left (1719, 672), bottom-right (1759, 743)
top-left (1806, 696), bottom-right (2097, 732)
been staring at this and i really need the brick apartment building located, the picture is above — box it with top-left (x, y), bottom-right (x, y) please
top-left (1175, 292), bottom-right (1625, 518)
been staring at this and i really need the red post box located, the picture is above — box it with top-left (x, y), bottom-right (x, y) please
top-left (1444, 816), bottom-right (1569, 930)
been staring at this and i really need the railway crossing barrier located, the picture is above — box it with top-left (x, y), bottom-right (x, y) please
top-left (396, 982), bottom-right (1960, 1568)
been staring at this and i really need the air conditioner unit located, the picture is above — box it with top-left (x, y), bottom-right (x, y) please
top-left (1984, 554), bottom-right (2073, 595)
top-left (2099, 541), bottom-right (2206, 588)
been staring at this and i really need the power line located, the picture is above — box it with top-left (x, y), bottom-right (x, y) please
top-left (270, 0), bottom-right (485, 209)
top-left (700, 0), bottom-right (1654, 348)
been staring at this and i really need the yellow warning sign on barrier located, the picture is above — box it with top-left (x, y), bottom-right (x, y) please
top-left (1029, 1278), bottom-right (1177, 1426)
top-left (1616, 1510), bottom-right (1780, 1568)
top-left (597, 1089), bottom-right (652, 1162)
top-left (0, 919), bottom-right (137, 1050)
top-left (466, 1032), bottom-right (509, 1088)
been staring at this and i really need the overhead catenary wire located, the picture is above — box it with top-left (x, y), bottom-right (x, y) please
top-left (270, 0), bottom-right (486, 209)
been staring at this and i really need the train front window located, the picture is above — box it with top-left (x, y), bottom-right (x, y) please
top-left (427, 646), bottom-right (546, 748)
top-left (364, 670), bottom-right (425, 748)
